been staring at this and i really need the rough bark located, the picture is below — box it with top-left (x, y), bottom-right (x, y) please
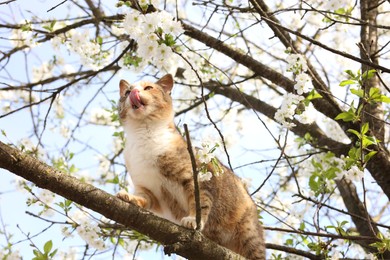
top-left (0, 141), bottom-right (244, 260)
top-left (360, 0), bottom-right (384, 141)
top-left (357, 0), bottom-right (390, 202)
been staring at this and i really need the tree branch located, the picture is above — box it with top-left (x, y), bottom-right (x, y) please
top-left (0, 141), bottom-right (244, 260)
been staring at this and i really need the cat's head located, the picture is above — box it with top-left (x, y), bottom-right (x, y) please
top-left (118, 74), bottom-right (174, 124)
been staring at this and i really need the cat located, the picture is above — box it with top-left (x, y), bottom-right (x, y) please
top-left (116, 74), bottom-right (265, 259)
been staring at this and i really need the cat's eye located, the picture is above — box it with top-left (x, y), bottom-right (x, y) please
top-left (125, 90), bottom-right (130, 96)
top-left (144, 86), bottom-right (153, 91)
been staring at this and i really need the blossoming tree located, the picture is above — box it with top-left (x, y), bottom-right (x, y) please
top-left (1, 0), bottom-right (390, 258)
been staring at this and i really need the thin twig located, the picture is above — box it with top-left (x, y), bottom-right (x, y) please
top-left (183, 124), bottom-right (201, 230)
top-left (0, 0), bottom-right (16, 4)
top-left (47, 0), bottom-right (68, 12)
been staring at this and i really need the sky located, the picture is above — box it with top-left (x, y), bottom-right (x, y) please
top-left (2, 0), bottom-right (388, 259)
top-left (0, 1), bottom-right (281, 259)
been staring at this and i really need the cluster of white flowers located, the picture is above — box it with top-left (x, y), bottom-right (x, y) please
top-left (0, 250), bottom-right (21, 260)
top-left (275, 50), bottom-right (315, 128)
top-left (68, 30), bottom-right (113, 71)
top-left (17, 138), bottom-right (46, 159)
top-left (59, 121), bottom-right (71, 138)
top-left (274, 93), bottom-right (304, 128)
top-left (286, 53), bottom-right (308, 73)
top-left (49, 19), bottom-right (112, 71)
top-left (322, 0), bottom-right (351, 10)
top-left (9, 20), bottom-right (38, 49)
top-left (71, 210), bottom-right (106, 250)
top-left (37, 189), bottom-right (56, 217)
top-left (32, 61), bottom-right (54, 82)
top-left (197, 143), bottom-right (214, 164)
top-left (38, 189), bottom-right (55, 204)
top-left (54, 95), bottom-right (65, 118)
top-left (336, 165), bottom-right (364, 182)
top-left (294, 72), bottom-right (313, 95)
top-left (90, 108), bottom-right (114, 125)
top-left (195, 141), bottom-right (224, 182)
top-left (0, 89), bottom-right (38, 113)
top-left (96, 154), bottom-right (117, 183)
top-left (120, 9), bottom-right (183, 71)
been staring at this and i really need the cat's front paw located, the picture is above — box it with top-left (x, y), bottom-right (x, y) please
top-left (116, 190), bottom-right (147, 208)
top-left (181, 216), bottom-right (204, 230)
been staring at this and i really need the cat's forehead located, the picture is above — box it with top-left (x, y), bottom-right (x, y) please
top-left (132, 80), bottom-right (159, 88)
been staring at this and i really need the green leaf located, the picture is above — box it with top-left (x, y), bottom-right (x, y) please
top-left (1, 129), bottom-right (6, 137)
top-left (347, 129), bottom-right (361, 139)
top-left (345, 69), bottom-right (356, 78)
top-left (304, 89), bottom-right (322, 106)
top-left (33, 249), bottom-right (40, 257)
top-left (380, 95), bottom-right (390, 103)
top-left (350, 88), bottom-right (364, 98)
top-left (285, 238), bottom-right (294, 246)
top-left (339, 79), bottom-right (356, 86)
top-left (309, 175), bottom-right (320, 193)
top-left (163, 33), bottom-right (176, 47)
top-left (361, 122), bottom-right (369, 135)
top-left (369, 87), bottom-right (381, 97)
top-left (335, 111), bottom-right (356, 122)
top-left (43, 240), bottom-right (53, 254)
top-left (362, 69), bottom-right (376, 80)
top-left (364, 151), bottom-right (377, 162)
top-left (107, 175), bottom-right (119, 184)
top-left (97, 36), bottom-right (103, 45)
top-left (49, 248), bottom-right (58, 258)
top-left (363, 136), bottom-right (379, 147)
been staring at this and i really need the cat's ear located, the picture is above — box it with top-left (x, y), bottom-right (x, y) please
top-left (119, 79), bottom-right (130, 96)
top-left (156, 74), bottom-right (174, 94)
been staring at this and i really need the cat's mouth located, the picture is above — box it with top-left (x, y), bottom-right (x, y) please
top-left (129, 90), bottom-right (145, 110)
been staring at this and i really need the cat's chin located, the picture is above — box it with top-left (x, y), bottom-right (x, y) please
top-left (131, 104), bottom-right (145, 110)
top-left (128, 107), bottom-right (147, 119)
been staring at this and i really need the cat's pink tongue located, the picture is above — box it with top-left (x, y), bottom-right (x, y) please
top-left (129, 90), bottom-right (144, 109)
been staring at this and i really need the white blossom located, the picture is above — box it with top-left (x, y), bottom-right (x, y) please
top-left (39, 189), bottom-right (55, 204)
top-left (199, 171), bottom-right (212, 182)
top-left (159, 10), bottom-right (184, 35)
top-left (32, 62), bottom-right (54, 82)
top-left (61, 226), bottom-right (74, 238)
top-left (111, 24), bottom-right (125, 36)
top-left (137, 38), bottom-right (159, 60)
top-left (322, 0), bottom-right (351, 10)
top-left (294, 72), bottom-right (313, 95)
top-left (50, 33), bottom-right (67, 50)
top-left (120, 9), bottom-right (183, 71)
top-left (338, 166), bottom-right (364, 182)
top-left (0, 250), bottom-right (21, 260)
top-left (296, 103), bottom-right (316, 124)
top-left (71, 210), bottom-right (106, 250)
top-left (286, 53), bottom-right (308, 73)
top-left (68, 30), bottom-right (112, 71)
top-left (90, 108), bottom-right (112, 125)
top-left (9, 21), bottom-right (37, 49)
top-left (274, 93), bottom-right (304, 128)
top-left (60, 122), bottom-right (71, 138)
top-left (196, 147), bottom-right (213, 164)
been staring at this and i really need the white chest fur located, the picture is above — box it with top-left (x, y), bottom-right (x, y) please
top-left (123, 123), bottom-right (172, 187)
top-left (122, 123), bottom-right (185, 222)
